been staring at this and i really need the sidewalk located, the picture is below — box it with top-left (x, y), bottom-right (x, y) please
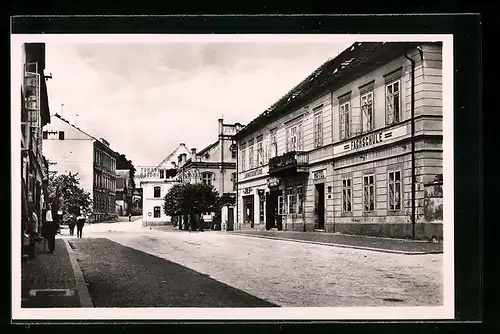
top-left (21, 236), bottom-right (92, 308)
top-left (228, 230), bottom-right (443, 255)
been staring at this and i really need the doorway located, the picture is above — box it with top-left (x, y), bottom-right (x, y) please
top-left (227, 207), bottom-right (234, 231)
top-left (314, 183), bottom-right (325, 230)
top-left (266, 190), bottom-right (282, 230)
top-left (243, 195), bottom-right (255, 228)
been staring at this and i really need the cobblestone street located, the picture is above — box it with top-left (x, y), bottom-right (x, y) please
top-left (78, 221), bottom-right (443, 307)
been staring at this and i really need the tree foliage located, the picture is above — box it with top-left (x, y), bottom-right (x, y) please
top-left (47, 172), bottom-right (92, 221)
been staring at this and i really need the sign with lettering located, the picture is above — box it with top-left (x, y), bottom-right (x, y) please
top-left (243, 188), bottom-right (252, 194)
top-left (267, 177), bottom-right (280, 188)
top-left (333, 125), bottom-right (408, 155)
top-left (136, 166), bottom-right (162, 179)
top-left (244, 168), bottom-right (263, 179)
top-left (312, 169), bottom-right (326, 180)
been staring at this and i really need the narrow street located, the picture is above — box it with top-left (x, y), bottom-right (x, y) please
top-left (66, 220), bottom-right (443, 308)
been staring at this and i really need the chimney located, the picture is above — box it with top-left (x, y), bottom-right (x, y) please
top-left (191, 148), bottom-right (197, 161)
top-left (218, 118), bottom-right (223, 136)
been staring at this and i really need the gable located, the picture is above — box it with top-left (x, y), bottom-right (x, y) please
top-left (43, 115), bottom-right (94, 141)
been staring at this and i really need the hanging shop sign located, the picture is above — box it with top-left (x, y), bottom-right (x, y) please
top-left (244, 167), bottom-right (263, 179)
top-left (312, 169), bottom-right (326, 180)
top-left (267, 177), bottom-right (280, 188)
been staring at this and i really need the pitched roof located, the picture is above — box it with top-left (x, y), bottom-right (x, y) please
top-left (197, 140), bottom-right (219, 156)
top-left (157, 144), bottom-right (191, 167)
top-left (233, 41), bottom-right (422, 139)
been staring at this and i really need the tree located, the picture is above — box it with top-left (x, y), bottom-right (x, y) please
top-left (163, 183), bottom-right (220, 231)
top-left (47, 172), bottom-right (92, 222)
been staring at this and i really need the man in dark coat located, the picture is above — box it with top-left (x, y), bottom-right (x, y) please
top-left (43, 203), bottom-right (59, 253)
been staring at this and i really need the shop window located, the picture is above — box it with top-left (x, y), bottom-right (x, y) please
top-left (286, 187), bottom-right (296, 214)
top-left (388, 170), bottom-right (402, 211)
top-left (154, 186), bottom-right (161, 198)
top-left (313, 112), bottom-right (323, 148)
top-left (243, 195), bottom-right (255, 227)
top-left (363, 174), bottom-right (375, 212)
top-left (386, 80), bottom-right (400, 125)
top-left (297, 185), bottom-right (304, 214)
top-left (340, 102), bottom-right (351, 140)
top-left (361, 91), bottom-right (374, 132)
top-left (342, 178), bottom-right (352, 212)
top-left (58, 131), bottom-right (65, 140)
top-left (277, 195), bottom-right (286, 215)
top-left (153, 206), bottom-right (161, 218)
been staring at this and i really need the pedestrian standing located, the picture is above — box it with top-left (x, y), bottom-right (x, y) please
top-left (76, 213), bottom-right (86, 238)
top-left (27, 203), bottom-right (39, 258)
top-left (43, 203), bottom-right (58, 253)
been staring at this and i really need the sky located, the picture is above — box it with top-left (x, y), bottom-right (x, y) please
top-left (44, 40), bottom-right (352, 166)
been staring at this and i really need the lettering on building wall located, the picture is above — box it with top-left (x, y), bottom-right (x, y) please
top-left (350, 132), bottom-right (384, 150)
top-left (244, 168), bottom-right (263, 179)
top-left (312, 169), bottom-right (326, 180)
top-left (243, 188), bottom-right (252, 194)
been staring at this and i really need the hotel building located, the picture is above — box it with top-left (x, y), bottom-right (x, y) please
top-left (233, 42), bottom-right (444, 240)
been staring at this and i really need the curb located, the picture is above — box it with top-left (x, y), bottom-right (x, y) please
top-left (230, 233), bottom-right (442, 255)
top-left (64, 239), bottom-right (94, 308)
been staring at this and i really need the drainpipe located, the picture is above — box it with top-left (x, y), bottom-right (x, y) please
top-left (404, 51), bottom-right (416, 240)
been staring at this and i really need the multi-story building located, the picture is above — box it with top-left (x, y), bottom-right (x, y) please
top-left (42, 114), bottom-right (119, 222)
top-left (138, 143), bottom-right (191, 226)
top-left (177, 119), bottom-right (243, 229)
top-left (233, 42), bottom-right (444, 240)
top-left (21, 42), bottom-right (51, 256)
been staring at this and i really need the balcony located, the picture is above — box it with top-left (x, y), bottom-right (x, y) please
top-left (268, 151), bottom-right (309, 176)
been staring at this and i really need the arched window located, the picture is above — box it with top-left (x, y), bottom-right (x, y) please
top-left (153, 186), bottom-right (161, 198)
top-left (202, 172), bottom-right (213, 186)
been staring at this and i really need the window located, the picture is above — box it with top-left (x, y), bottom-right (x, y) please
top-left (361, 91), bottom-right (374, 132)
top-left (231, 147), bottom-right (237, 159)
top-left (278, 195), bottom-right (286, 215)
top-left (340, 102), bottom-right (351, 140)
top-left (342, 178), bottom-right (352, 212)
top-left (153, 206), bottom-right (161, 218)
top-left (241, 148), bottom-right (246, 171)
top-left (153, 186), bottom-right (161, 198)
top-left (388, 170), bottom-right (402, 211)
top-left (386, 80), bottom-right (400, 125)
top-left (42, 131), bottom-right (48, 139)
top-left (58, 131), bottom-right (65, 140)
top-left (269, 129), bottom-right (277, 158)
top-left (159, 169), bottom-right (165, 179)
top-left (256, 137), bottom-right (263, 166)
top-left (363, 175), bottom-right (375, 212)
top-left (202, 172), bottom-right (213, 186)
top-left (286, 187), bottom-right (296, 214)
top-left (313, 113), bottom-right (323, 148)
top-left (297, 185), bottom-right (304, 214)
top-left (248, 143), bottom-right (254, 169)
top-left (286, 123), bottom-right (303, 152)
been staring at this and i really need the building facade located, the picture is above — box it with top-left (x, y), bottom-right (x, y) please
top-left (21, 43), bottom-right (51, 256)
top-left (42, 114), bottom-right (118, 222)
top-left (115, 169), bottom-right (133, 216)
top-left (233, 42), bottom-right (443, 240)
top-left (177, 119), bottom-right (243, 229)
top-left (138, 143), bottom-right (191, 226)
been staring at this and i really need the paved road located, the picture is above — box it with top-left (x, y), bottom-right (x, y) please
top-left (73, 221), bottom-right (443, 308)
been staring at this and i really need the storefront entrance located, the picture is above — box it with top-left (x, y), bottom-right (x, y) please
top-left (314, 183), bottom-right (325, 230)
top-left (243, 195), bottom-right (255, 228)
top-left (266, 190), bottom-right (282, 230)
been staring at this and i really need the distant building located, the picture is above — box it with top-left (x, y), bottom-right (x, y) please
top-left (130, 188), bottom-right (143, 215)
top-left (177, 119), bottom-right (243, 229)
top-left (138, 143), bottom-right (191, 226)
top-left (115, 169), bottom-right (133, 216)
top-left (42, 114), bottom-right (119, 222)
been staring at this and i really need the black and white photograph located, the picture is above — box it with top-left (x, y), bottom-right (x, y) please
top-left (12, 31), bottom-right (455, 321)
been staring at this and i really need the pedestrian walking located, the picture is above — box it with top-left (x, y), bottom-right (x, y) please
top-left (68, 214), bottom-right (76, 236)
top-left (128, 212), bottom-right (132, 222)
top-left (76, 212), bottom-right (86, 238)
top-left (42, 203), bottom-right (59, 253)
